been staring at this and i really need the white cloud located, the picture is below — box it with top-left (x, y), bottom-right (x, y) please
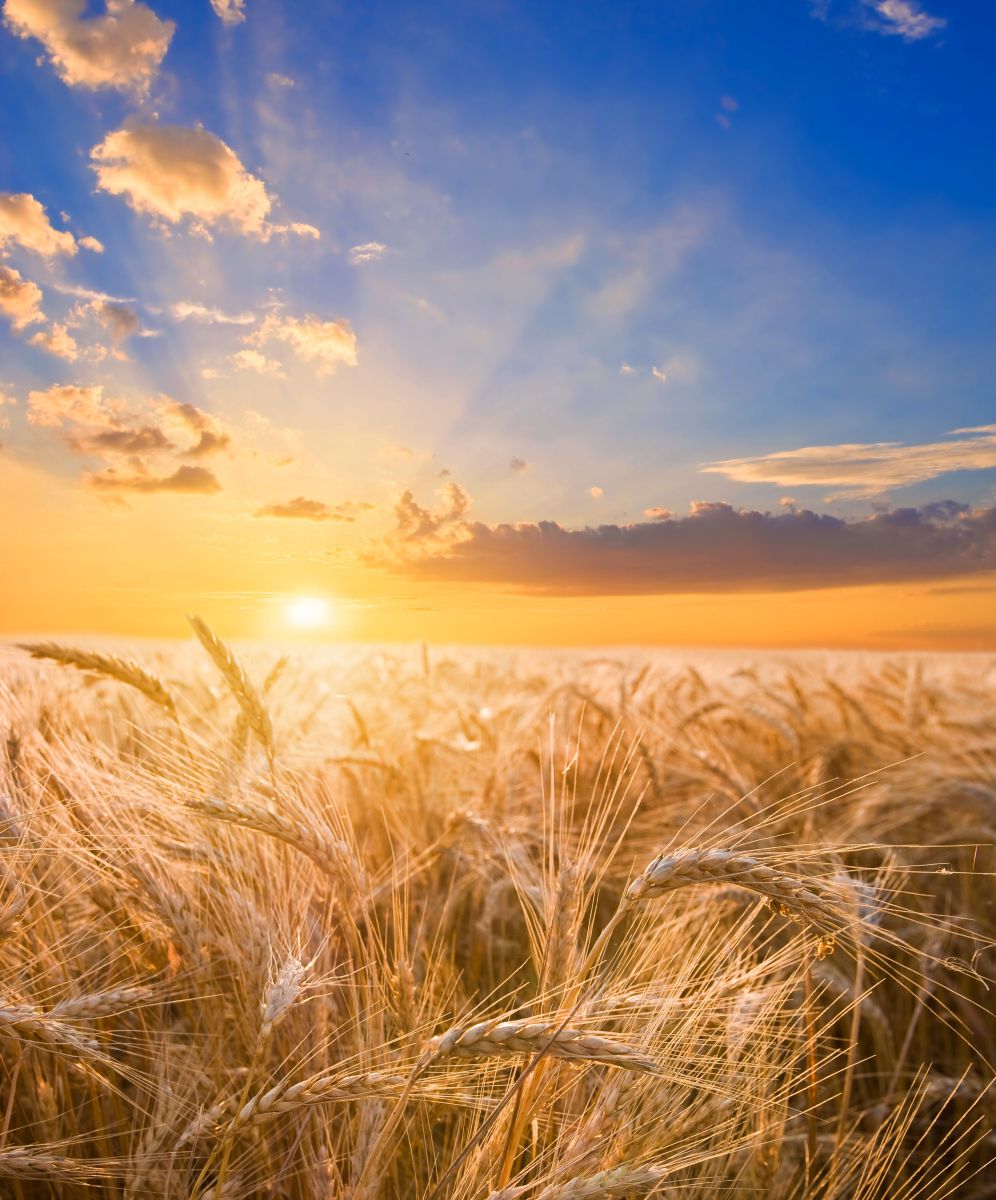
top-left (3, 0), bottom-right (174, 92)
top-left (651, 366), bottom-right (667, 383)
top-left (210, 0), bottom-right (244, 24)
top-left (0, 193), bottom-right (98, 257)
top-left (91, 124), bottom-right (318, 240)
top-left (349, 241), bottom-right (387, 265)
top-left (0, 264), bottom-right (45, 329)
top-left (170, 300), bottom-right (255, 325)
top-left (703, 426), bottom-right (996, 496)
top-left (248, 311), bottom-right (358, 375)
top-left (619, 362), bottom-right (635, 375)
top-left (863, 0), bottom-right (946, 40)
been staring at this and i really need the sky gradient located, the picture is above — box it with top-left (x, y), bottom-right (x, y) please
top-left (1, 0), bottom-right (994, 647)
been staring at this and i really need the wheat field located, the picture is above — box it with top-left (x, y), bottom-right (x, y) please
top-left (0, 628), bottom-right (993, 1198)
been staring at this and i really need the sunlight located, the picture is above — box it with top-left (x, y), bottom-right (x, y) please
top-left (284, 595), bottom-right (333, 630)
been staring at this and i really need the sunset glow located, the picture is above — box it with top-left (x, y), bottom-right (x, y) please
top-left (0, 1), bottom-right (992, 646)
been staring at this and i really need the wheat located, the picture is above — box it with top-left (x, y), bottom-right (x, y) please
top-left (626, 849), bottom-right (845, 937)
top-left (18, 641), bottom-right (179, 717)
top-left (424, 1016), bottom-right (661, 1074)
top-left (188, 614), bottom-right (274, 760)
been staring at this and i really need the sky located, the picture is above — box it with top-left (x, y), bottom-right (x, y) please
top-left (0, 0), bottom-right (994, 648)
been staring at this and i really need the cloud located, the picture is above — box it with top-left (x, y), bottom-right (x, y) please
top-left (619, 362), bottom-right (635, 375)
top-left (90, 124), bottom-right (317, 240)
top-left (703, 426), bottom-right (996, 496)
top-left (643, 506), bottom-right (673, 520)
top-left (267, 72), bottom-right (294, 88)
top-left (3, 0), bottom-right (174, 91)
top-left (28, 321), bottom-right (78, 360)
top-left (349, 241), bottom-right (387, 265)
top-left (0, 264), bottom-right (45, 328)
top-left (375, 491), bottom-right (996, 595)
top-left (589, 486), bottom-right (604, 498)
top-left (68, 423), bottom-right (173, 454)
top-left (170, 300), bottom-right (255, 325)
top-left (861, 0), bottom-right (946, 40)
top-left (26, 383), bottom-right (111, 427)
top-left (93, 300), bottom-right (140, 343)
top-left (231, 347), bottom-right (283, 375)
top-left (254, 496), bottom-right (373, 522)
top-left (0, 193), bottom-right (96, 257)
top-left (85, 463), bottom-right (222, 494)
top-left (209, 0), bottom-right (244, 24)
top-left (651, 366), bottom-right (667, 382)
top-left (509, 456), bottom-right (529, 473)
top-left (248, 311), bottom-right (358, 375)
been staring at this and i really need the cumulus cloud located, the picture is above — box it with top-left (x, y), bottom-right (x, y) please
top-left (210, 0), bottom-right (244, 24)
top-left (247, 311), bottom-right (358, 375)
top-left (90, 124), bottom-right (317, 240)
top-left (643, 506), bottom-right (673, 520)
top-left (349, 241), bottom-right (387, 265)
top-left (28, 321), bottom-right (78, 360)
top-left (374, 491), bottom-right (996, 594)
top-left (26, 382), bottom-right (111, 427)
top-left (254, 496), bottom-right (373, 522)
top-left (0, 193), bottom-right (97, 257)
top-left (86, 463), bottom-right (221, 494)
top-left (703, 427), bottom-right (996, 496)
top-left (0, 264), bottom-right (45, 328)
top-left (3, 0), bottom-right (174, 92)
top-left (27, 386), bottom-right (232, 489)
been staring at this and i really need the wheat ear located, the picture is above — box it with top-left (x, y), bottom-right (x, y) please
top-left (187, 615), bottom-right (274, 760)
top-left (424, 1016), bottom-right (661, 1075)
top-left (18, 642), bottom-right (179, 718)
top-left (627, 848), bottom-right (844, 938)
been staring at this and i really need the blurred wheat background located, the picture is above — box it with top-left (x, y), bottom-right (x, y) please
top-left (0, 627), bottom-right (993, 1198)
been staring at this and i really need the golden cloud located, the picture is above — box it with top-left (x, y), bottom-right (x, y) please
top-left (3, 0), bottom-right (174, 92)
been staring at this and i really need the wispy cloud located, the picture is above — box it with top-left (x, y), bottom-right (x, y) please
top-left (254, 496), bottom-right (373, 522)
top-left (246, 311), bottom-right (358, 375)
top-left (862, 0), bottom-right (946, 41)
top-left (170, 301), bottom-right (256, 325)
top-left (374, 491), bottom-right (996, 594)
top-left (3, 0), bottom-right (174, 92)
top-left (702, 426), bottom-right (996, 496)
top-left (210, 0), bottom-right (245, 25)
top-left (349, 241), bottom-right (387, 265)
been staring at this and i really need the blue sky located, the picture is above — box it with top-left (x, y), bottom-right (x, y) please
top-left (1, 0), bottom-right (995, 639)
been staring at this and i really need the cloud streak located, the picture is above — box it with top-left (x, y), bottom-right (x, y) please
top-left (254, 496), bottom-right (373, 522)
top-left (702, 426), bottom-right (996, 496)
top-left (374, 489), bottom-right (996, 594)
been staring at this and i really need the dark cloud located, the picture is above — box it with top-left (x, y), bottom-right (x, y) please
top-left (68, 424), bottom-right (174, 455)
top-left (184, 428), bottom-right (232, 458)
top-left (96, 300), bottom-right (140, 343)
top-left (86, 464), bottom-right (222, 494)
top-left (510, 456), bottom-right (529, 472)
top-left (376, 492), bottom-right (996, 594)
top-left (254, 496), bottom-right (373, 522)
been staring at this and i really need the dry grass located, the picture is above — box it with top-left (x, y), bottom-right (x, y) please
top-left (0, 631), bottom-right (993, 1198)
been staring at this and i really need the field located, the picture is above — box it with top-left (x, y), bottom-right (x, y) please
top-left (0, 630), bottom-right (993, 1199)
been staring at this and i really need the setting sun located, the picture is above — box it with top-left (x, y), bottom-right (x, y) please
top-left (285, 596), bottom-right (333, 630)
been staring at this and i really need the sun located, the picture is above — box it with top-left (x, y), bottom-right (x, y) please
top-left (284, 596), bottom-right (333, 631)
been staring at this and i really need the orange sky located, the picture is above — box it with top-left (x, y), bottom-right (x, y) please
top-left (3, 455), bottom-right (993, 648)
